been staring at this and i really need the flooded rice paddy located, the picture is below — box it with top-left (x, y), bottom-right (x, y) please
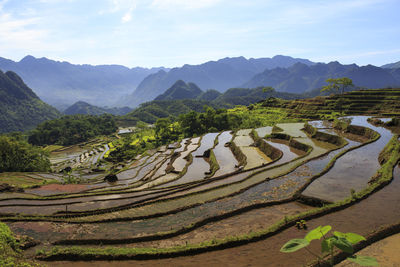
top-left (1, 116), bottom-right (398, 266)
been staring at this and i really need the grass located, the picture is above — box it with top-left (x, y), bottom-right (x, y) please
top-left (227, 105), bottom-right (304, 129)
top-left (0, 222), bottom-right (41, 266)
top-left (43, 145), bottom-right (64, 153)
top-left (0, 173), bottom-right (56, 189)
top-left (207, 149), bottom-right (220, 177)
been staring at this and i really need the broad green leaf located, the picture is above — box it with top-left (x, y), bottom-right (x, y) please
top-left (333, 231), bottom-right (346, 238)
top-left (347, 255), bottom-right (378, 266)
top-left (333, 237), bottom-right (353, 254)
top-left (321, 239), bottom-right (330, 253)
top-left (321, 237), bottom-right (334, 253)
top-left (280, 238), bottom-right (309, 253)
top-left (305, 225), bottom-right (331, 242)
top-left (334, 231), bottom-right (366, 245)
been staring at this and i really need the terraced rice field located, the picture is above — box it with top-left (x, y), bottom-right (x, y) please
top-left (1, 116), bottom-right (399, 266)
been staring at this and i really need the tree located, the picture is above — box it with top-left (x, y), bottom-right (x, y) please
top-left (0, 135), bottom-right (50, 172)
top-left (321, 77), bottom-right (354, 95)
top-left (262, 86), bottom-right (275, 94)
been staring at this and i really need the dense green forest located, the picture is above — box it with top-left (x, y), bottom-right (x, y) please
top-left (0, 134), bottom-right (50, 172)
top-left (28, 114), bottom-right (117, 146)
top-left (0, 70), bottom-right (61, 133)
top-left (121, 86), bottom-right (301, 125)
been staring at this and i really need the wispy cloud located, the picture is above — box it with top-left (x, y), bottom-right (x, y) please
top-left (0, 0), bottom-right (8, 11)
top-left (150, 0), bottom-right (222, 10)
top-left (0, 13), bottom-right (48, 52)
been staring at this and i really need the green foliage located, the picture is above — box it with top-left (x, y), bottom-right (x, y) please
top-left (333, 117), bottom-right (352, 131)
top-left (28, 114), bottom-right (117, 146)
top-left (280, 225), bottom-right (377, 266)
top-left (0, 222), bottom-right (39, 266)
top-left (61, 172), bottom-right (81, 184)
top-left (280, 238), bottom-right (309, 252)
top-left (0, 70), bottom-right (61, 133)
top-left (304, 225), bottom-right (331, 242)
top-left (155, 118), bottom-right (181, 144)
top-left (105, 128), bottom-right (158, 163)
top-left (0, 135), bottom-right (50, 172)
top-left (121, 86), bottom-right (301, 126)
top-left (321, 77), bottom-right (354, 95)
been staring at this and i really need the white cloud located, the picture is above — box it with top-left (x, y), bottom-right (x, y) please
top-left (99, 0), bottom-right (138, 22)
top-left (121, 10), bottom-right (132, 22)
top-left (151, 0), bottom-right (222, 10)
top-left (0, 13), bottom-right (48, 51)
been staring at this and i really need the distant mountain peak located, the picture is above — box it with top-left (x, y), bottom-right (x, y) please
top-left (122, 55), bottom-right (315, 107)
top-left (20, 55), bottom-right (36, 63)
top-left (154, 80), bottom-right (203, 101)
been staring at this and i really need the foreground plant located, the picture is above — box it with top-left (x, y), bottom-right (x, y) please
top-left (280, 225), bottom-right (378, 266)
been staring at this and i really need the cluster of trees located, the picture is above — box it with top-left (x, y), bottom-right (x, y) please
top-left (154, 106), bottom-right (243, 139)
top-left (0, 134), bottom-right (50, 172)
top-left (28, 114), bottom-right (117, 146)
top-left (179, 107), bottom-right (243, 136)
top-left (106, 126), bottom-right (157, 162)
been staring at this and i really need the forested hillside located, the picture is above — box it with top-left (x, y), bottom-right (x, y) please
top-left (0, 70), bottom-right (60, 133)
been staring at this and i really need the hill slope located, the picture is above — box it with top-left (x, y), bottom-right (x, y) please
top-left (63, 101), bottom-right (132, 116)
top-left (122, 86), bottom-right (302, 124)
top-left (0, 70), bottom-right (61, 133)
top-left (120, 55), bottom-right (314, 107)
top-left (154, 80), bottom-right (203, 101)
top-left (0, 55), bottom-right (166, 109)
top-left (268, 88), bottom-right (400, 119)
top-left (243, 61), bottom-right (400, 94)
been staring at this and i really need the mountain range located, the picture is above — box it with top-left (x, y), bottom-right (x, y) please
top-left (0, 70), bottom-right (60, 133)
top-left (120, 55), bottom-right (314, 107)
top-left (243, 61), bottom-right (400, 94)
top-left (121, 80), bottom-right (302, 124)
top-left (1, 54), bottom-right (400, 113)
top-left (0, 55), bottom-right (166, 109)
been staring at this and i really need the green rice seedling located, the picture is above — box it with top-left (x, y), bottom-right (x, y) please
top-left (280, 225), bottom-right (377, 266)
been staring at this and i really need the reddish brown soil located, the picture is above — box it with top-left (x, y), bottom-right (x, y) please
top-left (29, 184), bottom-right (90, 194)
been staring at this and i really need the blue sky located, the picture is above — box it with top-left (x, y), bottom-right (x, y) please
top-left (0, 0), bottom-right (399, 68)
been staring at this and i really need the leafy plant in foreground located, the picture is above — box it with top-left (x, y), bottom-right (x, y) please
top-left (280, 225), bottom-right (377, 266)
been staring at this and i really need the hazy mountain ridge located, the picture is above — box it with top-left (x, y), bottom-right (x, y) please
top-left (0, 55), bottom-right (167, 109)
top-left (63, 101), bottom-right (132, 116)
top-left (0, 70), bottom-right (61, 133)
top-left (243, 61), bottom-right (400, 93)
top-left (120, 55), bottom-right (314, 107)
top-left (381, 60), bottom-right (400, 69)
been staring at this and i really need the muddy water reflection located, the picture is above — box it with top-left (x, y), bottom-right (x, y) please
top-left (263, 139), bottom-right (303, 168)
top-left (213, 131), bottom-right (238, 177)
top-left (302, 116), bottom-right (393, 202)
